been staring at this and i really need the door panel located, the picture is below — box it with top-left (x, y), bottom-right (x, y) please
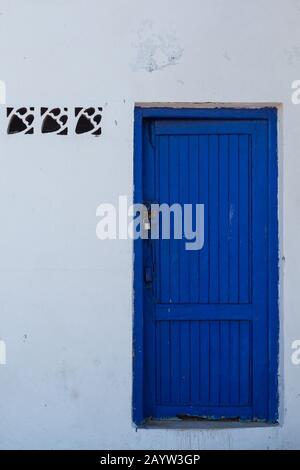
top-left (134, 109), bottom-right (278, 424)
top-left (155, 319), bottom-right (251, 407)
top-left (153, 132), bottom-right (251, 304)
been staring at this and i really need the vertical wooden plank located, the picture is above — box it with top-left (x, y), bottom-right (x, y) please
top-left (220, 321), bottom-right (230, 405)
top-left (252, 123), bottom-right (268, 420)
top-left (239, 135), bottom-right (250, 303)
top-left (239, 321), bottom-right (251, 405)
top-left (229, 135), bottom-right (239, 303)
top-left (209, 135), bottom-right (220, 303)
top-left (169, 136), bottom-right (180, 303)
top-left (199, 136), bottom-right (209, 303)
top-left (210, 321), bottom-right (220, 406)
top-left (219, 135), bottom-right (229, 303)
top-left (159, 321), bottom-right (171, 404)
top-left (155, 322), bottom-right (161, 404)
top-left (153, 135), bottom-right (160, 302)
top-left (170, 321), bottom-right (180, 404)
top-left (199, 321), bottom-right (210, 404)
top-left (268, 109), bottom-right (279, 422)
top-left (190, 321), bottom-right (200, 403)
top-left (158, 136), bottom-right (170, 303)
top-left (180, 321), bottom-right (191, 404)
top-left (142, 121), bottom-right (157, 419)
top-left (189, 136), bottom-right (200, 302)
top-left (179, 137), bottom-right (190, 302)
top-left (229, 321), bottom-right (240, 405)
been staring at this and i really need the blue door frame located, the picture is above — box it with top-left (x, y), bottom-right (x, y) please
top-left (133, 107), bottom-right (279, 425)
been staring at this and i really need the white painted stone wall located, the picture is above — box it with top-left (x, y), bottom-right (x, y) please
top-left (0, 0), bottom-right (299, 449)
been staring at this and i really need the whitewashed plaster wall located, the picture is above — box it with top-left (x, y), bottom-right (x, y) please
top-left (0, 0), bottom-right (299, 449)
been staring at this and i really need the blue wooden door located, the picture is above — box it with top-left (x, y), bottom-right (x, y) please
top-left (134, 108), bottom-right (278, 424)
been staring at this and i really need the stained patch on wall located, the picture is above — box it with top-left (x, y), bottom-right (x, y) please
top-left (132, 20), bottom-right (184, 72)
top-left (75, 107), bottom-right (102, 135)
top-left (7, 107), bottom-right (34, 134)
top-left (41, 108), bottom-right (68, 135)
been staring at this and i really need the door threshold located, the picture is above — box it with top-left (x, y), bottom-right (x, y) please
top-left (140, 418), bottom-right (279, 430)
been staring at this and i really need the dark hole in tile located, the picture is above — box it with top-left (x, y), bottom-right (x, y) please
top-left (41, 108), bottom-right (68, 135)
top-left (75, 107), bottom-right (102, 135)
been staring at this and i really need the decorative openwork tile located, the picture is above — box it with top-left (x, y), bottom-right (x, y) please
top-left (5, 107), bottom-right (103, 135)
top-left (7, 107), bottom-right (34, 134)
top-left (41, 107), bottom-right (68, 135)
top-left (75, 107), bottom-right (102, 135)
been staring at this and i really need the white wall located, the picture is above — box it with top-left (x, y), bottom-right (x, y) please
top-left (0, 0), bottom-right (299, 449)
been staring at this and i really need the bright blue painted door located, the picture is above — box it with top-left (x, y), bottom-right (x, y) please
top-left (137, 110), bottom-right (278, 423)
